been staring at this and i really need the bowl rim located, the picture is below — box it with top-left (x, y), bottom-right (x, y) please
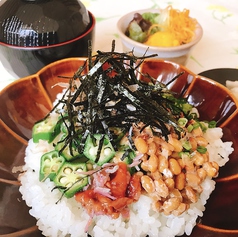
top-left (0, 11), bottom-right (96, 50)
top-left (1, 57), bottom-right (237, 106)
top-left (117, 8), bottom-right (203, 52)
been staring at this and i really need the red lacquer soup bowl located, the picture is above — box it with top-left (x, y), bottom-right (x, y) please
top-left (0, 57), bottom-right (238, 237)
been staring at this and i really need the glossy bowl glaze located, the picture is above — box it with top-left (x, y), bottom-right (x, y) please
top-left (117, 8), bottom-right (203, 66)
top-left (0, 58), bottom-right (238, 237)
top-left (0, 0), bottom-right (96, 78)
top-left (198, 68), bottom-right (238, 86)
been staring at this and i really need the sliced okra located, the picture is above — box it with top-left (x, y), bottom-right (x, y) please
top-left (55, 134), bottom-right (84, 161)
top-left (83, 134), bottom-right (115, 166)
top-left (54, 162), bottom-right (88, 198)
top-left (33, 114), bottom-right (62, 143)
top-left (39, 150), bottom-right (65, 181)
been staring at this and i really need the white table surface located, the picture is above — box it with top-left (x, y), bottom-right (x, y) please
top-left (1, 0), bottom-right (238, 91)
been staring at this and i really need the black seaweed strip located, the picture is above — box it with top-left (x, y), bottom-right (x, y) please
top-left (165, 71), bottom-right (185, 86)
top-left (95, 134), bottom-right (105, 163)
top-left (50, 47), bottom-right (186, 162)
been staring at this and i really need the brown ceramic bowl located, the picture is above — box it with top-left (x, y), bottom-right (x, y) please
top-left (0, 58), bottom-right (238, 237)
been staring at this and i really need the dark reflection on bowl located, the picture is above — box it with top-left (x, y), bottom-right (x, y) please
top-left (186, 77), bottom-right (237, 125)
top-left (218, 112), bottom-right (238, 178)
top-left (201, 177), bottom-right (238, 230)
top-left (0, 181), bottom-right (43, 236)
top-left (0, 120), bottom-right (27, 179)
top-left (198, 68), bottom-right (238, 86)
top-left (0, 58), bottom-right (238, 236)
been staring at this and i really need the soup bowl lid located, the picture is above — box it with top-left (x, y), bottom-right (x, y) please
top-left (0, 0), bottom-right (90, 47)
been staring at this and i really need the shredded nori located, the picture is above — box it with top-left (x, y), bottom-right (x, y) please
top-left (44, 41), bottom-right (188, 157)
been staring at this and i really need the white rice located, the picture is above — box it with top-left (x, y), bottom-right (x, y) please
top-left (19, 126), bottom-right (233, 237)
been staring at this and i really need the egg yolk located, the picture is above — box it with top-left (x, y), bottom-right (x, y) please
top-left (145, 31), bottom-right (180, 47)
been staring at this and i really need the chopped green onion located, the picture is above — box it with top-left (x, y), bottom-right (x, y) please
top-left (188, 112), bottom-right (198, 120)
top-left (208, 120), bottom-right (217, 128)
top-left (181, 103), bottom-right (193, 114)
top-left (182, 140), bottom-right (192, 151)
top-left (178, 151), bottom-right (190, 158)
top-left (197, 146), bottom-right (207, 154)
top-left (193, 122), bottom-right (200, 129)
top-left (199, 122), bottom-right (207, 132)
top-left (187, 124), bottom-right (194, 132)
top-left (178, 118), bottom-right (188, 127)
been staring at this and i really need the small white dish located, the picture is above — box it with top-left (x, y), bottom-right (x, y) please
top-left (117, 8), bottom-right (203, 65)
